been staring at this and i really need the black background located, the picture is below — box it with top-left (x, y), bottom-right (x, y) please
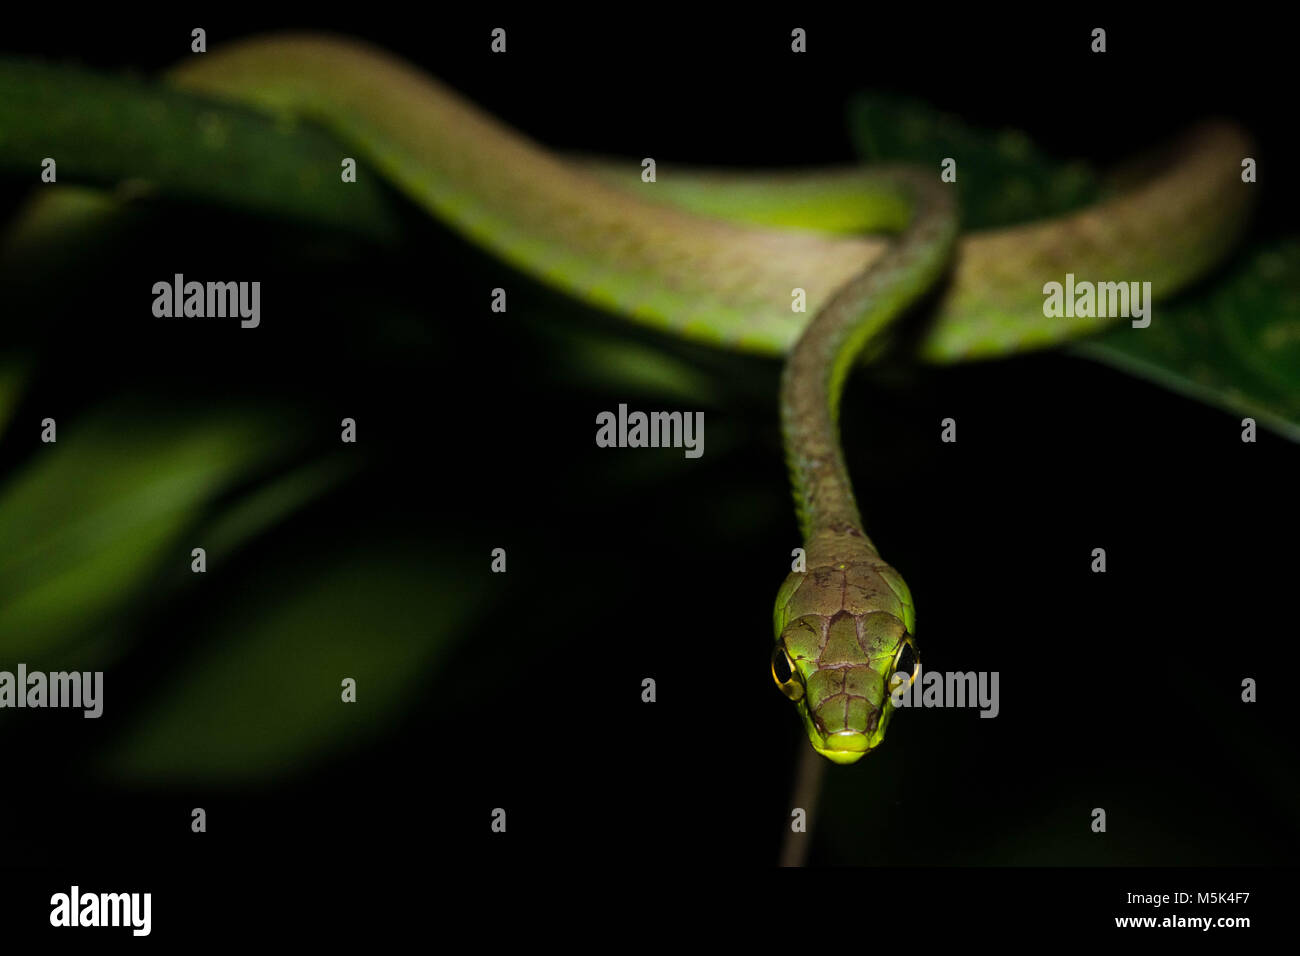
top-left (0, 7), bottom-right (1296, 939)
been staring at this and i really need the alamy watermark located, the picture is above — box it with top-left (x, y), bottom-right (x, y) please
top-left (152, 274), bottom-right (260, 328)
top-left (0, 664), bottom-right (102, 717)
top-left (50, 886), bottom-right (150, 936)
top-left (595, 403), bottom-right (704, 458)
top-left (890, 666), bottom-right (999, 718)
top-left (1042, 273), bottom-right (1152, 328)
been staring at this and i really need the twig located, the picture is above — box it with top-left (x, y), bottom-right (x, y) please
top-left (779, 743), bottom-right (826, 866)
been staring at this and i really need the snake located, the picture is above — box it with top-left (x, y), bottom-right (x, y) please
top-left (3, 34), bottom-right (1254, 764)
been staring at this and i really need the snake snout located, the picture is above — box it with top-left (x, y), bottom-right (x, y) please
top-left (823, 730), bottom-right (871, 752)
top-left (809, 727), bottom-right (877, 766)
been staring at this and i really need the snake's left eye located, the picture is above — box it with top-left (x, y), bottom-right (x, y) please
top-left (890, 637), bottom-right (919, 690)
top-left (771, 646), bottom-right (804, 701)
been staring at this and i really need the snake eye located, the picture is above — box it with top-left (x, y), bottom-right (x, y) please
top-left (771, 645), bottom-right (804, 701)
top-left (890, 638), bottom-right (919, 691)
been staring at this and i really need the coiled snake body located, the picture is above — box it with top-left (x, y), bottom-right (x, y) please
top-left (80, 35), bottom-right (1255, 761)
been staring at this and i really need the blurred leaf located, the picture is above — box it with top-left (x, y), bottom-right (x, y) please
top-left (194, 456), bottom-right (359, 560)
top-left (1074, 241), bottom-right (1300, 440)
top-left (848, 93), bottom-right (1099, 229)
top-left (549, 330), bottom-right (720, 404)
top-left (0, 186), bottom-right (146, 286)
top-left (0, 58), bottom-right (401, 241)
top-left (100, 548), bottom-right (487, 782)
top-left (0, 407), bottom-right (290, 661)
top-left (847, 95), bottom-right (1300, 439)
top-left (0, 358), bottom-right (26, 438)
top-left (1, 183), bottom-right (121, 245)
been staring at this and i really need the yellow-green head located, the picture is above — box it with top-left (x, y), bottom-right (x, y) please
top-left (772, 537), bottom-right (918, 764)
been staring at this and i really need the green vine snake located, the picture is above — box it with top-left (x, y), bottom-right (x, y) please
top-left (7, 34), bottom-right (1255, 764)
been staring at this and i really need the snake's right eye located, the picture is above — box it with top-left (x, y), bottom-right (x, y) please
top-left (771, 646), bottom-right (804, 701)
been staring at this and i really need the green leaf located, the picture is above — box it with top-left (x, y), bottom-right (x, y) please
top-left (193, 457), bottom-right (360, 560)
top-left (99, 548), bottom-right (487, 783)
top-left (0, 406), bottom-right (291, 662)
top-left (0, 359), bottom-right (26, 440)
top-left (847, 94), bottom-right (1300, 440)
top-left (1073, 241), bottom-right (1300, 440)
top-left (847, 94), bottom-right (1099, 229)
top-left (0, 58), bottom-right (401, 241)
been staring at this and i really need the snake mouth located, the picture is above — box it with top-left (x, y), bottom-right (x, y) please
top-left (811, 730), bottom-right (874, 765)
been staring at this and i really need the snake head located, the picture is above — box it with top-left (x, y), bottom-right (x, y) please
top-left (772, 539), bottom-right (919, 764)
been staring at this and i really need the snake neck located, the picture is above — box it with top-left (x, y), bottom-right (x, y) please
top-left (779, 170), bottom-right (957, 545)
